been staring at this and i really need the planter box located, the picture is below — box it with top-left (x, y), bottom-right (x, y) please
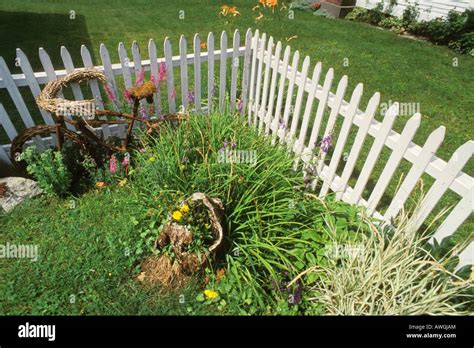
top-left (319, 0), bottom-right (356, 18)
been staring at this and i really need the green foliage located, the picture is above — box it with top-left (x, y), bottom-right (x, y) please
top-left (345, 7), bottom-right (370, 22)
top-left (379, 16), bottom-right (404, 34)
top-left (401, 3), bottom-right (419, 26)
top-left (19, 146), bottom-right (72, 197)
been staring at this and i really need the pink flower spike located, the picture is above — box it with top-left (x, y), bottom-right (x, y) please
top-left (122, 153), bottom-right (130, 166)
top-left (135, 68), bottom-right (145, 87)
top-left (158, 63), bottom-right (167, 82)
top-left (123, 89), bottom-right (132, 103)
top-left (104, 83), bottom-right (117, 102)
top-left (109, 154), bottom-right (118, 174)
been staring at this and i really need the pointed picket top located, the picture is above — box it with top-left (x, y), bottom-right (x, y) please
top-left (148, 38), bottom-right (162, 117)
top-left (207, 32), bottom-right (215, 114)
top-left (118, 42), bottom-right (133, 89)
top-left (16, 48), bottom-right (54, 125)
top-left (179, 35), bottom-right (189, 109)
top-left (131, 41), bottom-right (142, 76)
top-left (61, 46), bottom-right (84, 101)
top-left (306, 67), bottom-right (334, 154)
top-left (271, 44), bottom-right (291, 143)
top-left (240, 28), bottom-right (253, 116)
top-left (230, 29), bottom-right (240, 112)
top-left (163, 36), bottom-right (176, 113)
top-left (193, 33), bottom-right (202, 113)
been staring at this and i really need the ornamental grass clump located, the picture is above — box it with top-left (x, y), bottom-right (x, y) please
top-left (293, 209), bottom-right (473, 315)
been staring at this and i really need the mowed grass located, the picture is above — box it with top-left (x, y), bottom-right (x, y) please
top-left (0, 2), bottom-right (471, 256)
top-left (0, 188), bottom-right (217, 315)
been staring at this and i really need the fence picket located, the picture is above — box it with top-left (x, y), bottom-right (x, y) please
top-left (230, 29), bottom-right (240, 112)
top-left (247, 30), bottom-right (259, 123)
top-left (271, 45), bottom-right (291, 143)
top-left (99, 44), bottom-right (119, 111)
top-left (319, 83), bottom-right (363, 197)
top-left (335, 92), bottom-right (379, 201)
top-left (207, 32), bottom-right (215, 114)
top-left (253, 33), bottom-right (266, 126)
top-left (412, 140), bottom-right (473, 231)
top-left (384, 126), bottom-right (446, 220)
top-left (366, 113), bottom-right (421, 214)
top-left (0, 145), bottom-right (12, 166)
top-left (219, 31), bottom-right (228, 114)
top-left (431, 191), bottom-right (472, 245)
top-left (264, 41), bottom-right (282, 135)
top-left (148, 39), bottom-right (162, 117)
top-left (39, 47), bottom-right (75, 132)
top-left (288, 56), bottom-right (310, 144)
top-left (240, 29), bottom-right (253, 116)
top-left (349, 103), bottom-right (399, 205)
top-left (81, 45), bottom-right (111, 139)
top-left (455, 242), bottom-right (473, 272)
top-left (258, 36), bottom-right (274, 133)
top-left (294, 62), bottom-right (322, 159)
top-left (16, 49), bottom-right (54, 126)
top-left (131, 41), bottom-right (142, 77)
top-left (193, 34), bottom-right (201, 113)
top-left (279, 50), bottom-right (299, 142)
top-left (61, 46), bottom-right (84, 101)
top-left (177, 36), bottom-right (188, 111)
top-left (0, 103), bottom-right (17, 141)
top-left (118, 43), bottom-right (133, 89)
top-left (303, 68), bottom-right (334, 159)
top-left (164, 37), bottom-right (176, 113)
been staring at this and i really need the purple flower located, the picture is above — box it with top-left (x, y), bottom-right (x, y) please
top-left (223, 139), bottom-right (229, 148)
top-left (187, 90), bottom-right (195, 104)
top-left (231, 141), bottom-right (237, 149)
top-left (135, 68), bottom-right (145, 87)
top-left (182, 156), bottom-right (188, 163)
top-left (109, 154), bottom-right (118, 174)
top-left (139, 106), bottom-right (148, 120)
top-left (320, 135), bottom-right (332, 153)
top-left (158, 63), bottom-right (167, 82)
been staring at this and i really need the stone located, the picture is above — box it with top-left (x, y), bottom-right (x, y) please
top-left (0, 177), bottom-right (43, 213)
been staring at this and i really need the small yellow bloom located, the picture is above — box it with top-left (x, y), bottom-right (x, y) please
top-left (204, 289), bottom-right (219, 299)
top-left (118, 178), bottom-right (128, 187)
top-left (180, 204), bottom-right (190, 213)
top-left (148, 156), bottom-right (156, 163)
top-left (172, 210), bottom-right (183, 221)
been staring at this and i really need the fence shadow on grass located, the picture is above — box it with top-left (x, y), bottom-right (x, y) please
top-left (0, 10), bottom-right (94, 73)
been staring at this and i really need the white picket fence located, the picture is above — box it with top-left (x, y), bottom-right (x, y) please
top-left (0, 29), bottom-right (472, 271)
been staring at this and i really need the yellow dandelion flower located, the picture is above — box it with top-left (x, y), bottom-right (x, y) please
top-left (148, 156), bottom-right (156, 163)
top-left (204, 289), bottom-right (219, 299)
top-left (172, 211), bottom-right (183, 221)
top-left (180, 204), bottom-right (190, 213)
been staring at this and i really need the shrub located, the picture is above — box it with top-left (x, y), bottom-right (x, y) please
top-left (345, 7), bottom-right (371, 22)
top-left (402, 3), bottom-right (419, 26)
top-left (379, 16), bottom-right (404, 33)
top-left (19, 146), bottom-right (72, 197)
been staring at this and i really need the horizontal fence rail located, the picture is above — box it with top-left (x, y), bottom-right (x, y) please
top-left (0, 29), bottom-right (472, 271)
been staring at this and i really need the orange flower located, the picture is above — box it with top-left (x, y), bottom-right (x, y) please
top-left (200, 42), bottom-right (207, 50)
top-left (267, 0), bottom-right (278, 8)
top-left (95, 181), bottom-right (107, 188)
top-left (219, 5), bottom-right (230, 16)
top-left (228, 6), bottom-right (240, 16)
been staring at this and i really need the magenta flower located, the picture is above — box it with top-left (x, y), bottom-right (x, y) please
top-left (148, 104), bottom-right (154, 114)
top-left (320, 135), bottom-right (332, 153)
top-left (109, 154), bottom-right (118, 174)
top-left (135, 68), bottom-right (145, 87)
top-left (158, 63), bottom-right (167, 82)
top-left (123, 89), bottom-right (132, 103)
top-left (150, 75), bottom-right (156, 84)
top-left (104, 83), bottom-right (117, 102)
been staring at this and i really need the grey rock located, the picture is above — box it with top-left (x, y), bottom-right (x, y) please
top-left (0, 177), bottom-right (43, 213)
